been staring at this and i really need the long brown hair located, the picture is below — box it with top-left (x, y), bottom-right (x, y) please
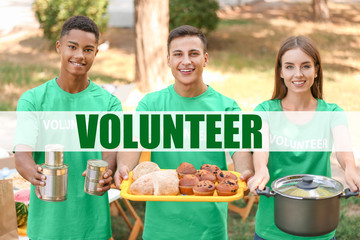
top-left (272, 36), bottom-right (323, 100)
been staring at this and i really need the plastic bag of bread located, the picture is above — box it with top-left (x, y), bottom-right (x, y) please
top-left (130, 170), bottom-right (179, 196)
top-left (132, 161), bottom-right (160, 181)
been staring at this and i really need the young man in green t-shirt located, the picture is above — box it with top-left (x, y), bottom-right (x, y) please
top-left (115, 25), bottom-right (253, 240)
top-left (14, 16), bottom-right (121, 240)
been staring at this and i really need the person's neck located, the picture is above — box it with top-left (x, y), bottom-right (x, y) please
top-left (174, 81), bottom-right (208, 98)
top-left (281, 92), bottom-right (317, 111)
top-left (56, 74), bottom-right (89, 94)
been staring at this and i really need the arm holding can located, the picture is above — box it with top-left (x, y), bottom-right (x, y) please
top-left (15, 144), bottom-right (46, 199)
top-left (82, 158), bottom-right (113, 194)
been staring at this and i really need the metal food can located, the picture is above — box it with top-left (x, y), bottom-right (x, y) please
top-left (84, 160), bottom-right (108, 196)
top-left (39, 164), bottom-right (68, 201)
top-left (45, 144), bottom-right (64, 167)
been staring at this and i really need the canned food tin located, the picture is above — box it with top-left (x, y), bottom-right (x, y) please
top-left (40, 164), bottom-right (68, 202)
top-left (84, 177), bottom-right (105, 196)
top-left (84, 160), bottom-right (108, 196)
top-left (45, 144), bottom-right (64, 167)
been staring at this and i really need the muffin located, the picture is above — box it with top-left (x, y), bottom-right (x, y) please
top-left (217, 171), bottom-right (238, 182)
top-left (179, 175), bottom-right (199, 195)
top-left (216, 179), bottom-right (239, 196)
top-left (200, 164), bottom-right (220, 175)
top-left (176, 162), bottom-right (196, 178)
top-left (195, 170), bottom-right (216, 183)
top-left (193, 180), bottom-right (216, 196)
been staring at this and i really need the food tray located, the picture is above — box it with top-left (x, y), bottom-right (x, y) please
top-left (120, 170), bottom-right (247, 202)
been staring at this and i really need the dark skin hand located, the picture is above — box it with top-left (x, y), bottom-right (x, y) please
top-left (16, 146), bottom-right (117, 198)
top-left (82, 168), bottom-right (113, 192)
top-left (81, 151), bottom-right (117, 193)
top-left (15, 150), bottom-right (46, 199)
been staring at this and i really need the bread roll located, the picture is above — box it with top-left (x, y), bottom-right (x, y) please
top-left (132, 161), bottom-right (160, 181)
top-left (153, 170), bottom-right (179, 195)
top-left (130, 170), bottom-right (179, 196)
top-left (130, 172), bottom-right (154, 195)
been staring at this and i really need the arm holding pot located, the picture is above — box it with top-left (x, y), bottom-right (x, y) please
top-left (247, 122), bottom-right (271, 195)
top-left (247, 151), bottom-right (270, 195)
top-left (332, 125), bottom-right (360, 192)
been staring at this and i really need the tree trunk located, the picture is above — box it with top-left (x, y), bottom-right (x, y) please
top-left (134, 0), bottom-right (169, 92)
top-left (313, 0), bottom-right (330, 22)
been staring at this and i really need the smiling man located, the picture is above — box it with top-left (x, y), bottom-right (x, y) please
top-left (115, 25), bottom-right (253, 240)
top-left (14, 16), bottom-right (122, 240)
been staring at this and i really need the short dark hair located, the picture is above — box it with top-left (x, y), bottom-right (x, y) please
top-left (60, 15), bottom-right (99, 43)
top-left (167, 25), bottom-right (207, 53)
top-left (272, 35), bottom-right (323, 100)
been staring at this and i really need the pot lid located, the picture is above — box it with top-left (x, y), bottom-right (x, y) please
top-left (271, 174), bottom-right (343, 199)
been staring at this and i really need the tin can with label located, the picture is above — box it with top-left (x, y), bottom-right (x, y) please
top-left (45, 144), bottom-right (64, 167)
top-left (84, 160), bottom-right (108, 196)
top-left (40, 164), bottom-right (69, 201)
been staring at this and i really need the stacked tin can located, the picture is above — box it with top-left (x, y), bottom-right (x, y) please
top-left (40, 144), bottom-right (68, 201)
top-left (84, 159), bottom-right (108, 196)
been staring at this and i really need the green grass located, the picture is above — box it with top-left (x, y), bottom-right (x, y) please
top-left (0, 60), bottom-right (123, 87)
top-left (111, 201), bottom-right (145, 240)
top-left (0, 60), bottom-right (127, 110)
top-left (336, 197), bottom-right (360, 239)
top-left (0, 61), bottom-right (57, 86)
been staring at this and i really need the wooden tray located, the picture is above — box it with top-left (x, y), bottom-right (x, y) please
top-left (120, 170), bottom-right (247, 202)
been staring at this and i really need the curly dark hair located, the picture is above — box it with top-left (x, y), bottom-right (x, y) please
top-left (60, 15), bottom-right (99, 43)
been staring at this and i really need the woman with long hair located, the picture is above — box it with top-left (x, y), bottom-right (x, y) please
top-left (248, 35), bottom-right (360, 240)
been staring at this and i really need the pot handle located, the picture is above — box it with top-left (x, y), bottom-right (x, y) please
top-left (342, 188), bottom-right (359, 198)
top-left (256, 187), bottom-right (275, 198)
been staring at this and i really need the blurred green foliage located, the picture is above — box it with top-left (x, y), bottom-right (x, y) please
top-left (169, 0), bottom-right (220, 34)
top-left (33, 0), bottom-right (108, 47)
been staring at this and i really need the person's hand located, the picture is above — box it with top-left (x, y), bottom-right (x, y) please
top-left (98, 169), bottom-right (113, 192)
top-left (239, 169), bottom-right (255, 182)
top-left (247, 167), bottom-right (270, 195)
top-left (344, 167), bottom-right (360, 193)
top-left (114, 165), bottom-right (130, 188)
top-left (238, 169), bottom-right (254, 196)
top-left (29, 165), bottom-right (46, 199)
top-left (82, 169), bottom-right (113, 193)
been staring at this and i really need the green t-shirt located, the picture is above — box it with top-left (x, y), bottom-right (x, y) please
top-left (137, 85), bottom-right (240, 240)
top-left (15, 78), bottom-right (122, 240)
top-left (254, 99), bottom-right (344, 240)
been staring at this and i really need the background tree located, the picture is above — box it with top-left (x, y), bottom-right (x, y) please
top-left (169, 0), bottom-right (219, 34)
top-left (33, 0), bottom-right (109, 48)
top-left (313, 0), bottom-right (330, 22)
top-left (134, 0), bottom-right (169, 92)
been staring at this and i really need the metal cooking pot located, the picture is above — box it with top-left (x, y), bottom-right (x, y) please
top-left (256, 174), bottom-right (359, 237)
